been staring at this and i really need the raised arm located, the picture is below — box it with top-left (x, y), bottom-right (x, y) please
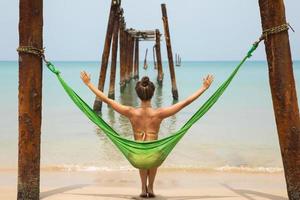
top-left (80, 71), bottom-right (133, 117)
top-left (157, 75), bottom-right (214, 119)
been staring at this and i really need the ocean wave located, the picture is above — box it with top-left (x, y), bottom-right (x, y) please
top-left (41, 165), bottom-right (134, 172)
top-left (215, 165), bottom-right (283, 173)
top-left (30, 164), bottom-right (284, 173)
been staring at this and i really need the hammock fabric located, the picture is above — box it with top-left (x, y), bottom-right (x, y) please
top-left (46, 43), bottom-right (258, 169)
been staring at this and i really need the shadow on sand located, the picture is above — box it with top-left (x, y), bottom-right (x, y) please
top-left (39, 183), bottom-right (288, 200)
top-left (40, 184), bottom-right (89, 199)
top-left (66, 193), bottom-right (233, 200)
top-left (221, 183), bottom-right (288, 200)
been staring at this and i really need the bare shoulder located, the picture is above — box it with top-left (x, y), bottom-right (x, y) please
top-left (153, 107), bottom-right (166, 118)
top-left (127, 107), bottom-right (138, 116)
top-left (154, 107), bottom-right (163, 113)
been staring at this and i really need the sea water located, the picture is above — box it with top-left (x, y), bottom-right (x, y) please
top-left (0, 60), bottom-right (299, 172)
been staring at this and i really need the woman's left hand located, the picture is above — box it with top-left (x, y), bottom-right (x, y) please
top-left (202, 74), bottom-right (214, 90)
top-left (80, 71), bottom-right (91, 85)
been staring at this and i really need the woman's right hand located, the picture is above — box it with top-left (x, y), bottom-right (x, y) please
top-left (80, 71), bottom-right (91, 85)
top-left (202, 74), bottom-right (214, 90)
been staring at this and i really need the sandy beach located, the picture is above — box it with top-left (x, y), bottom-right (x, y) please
top-left (0, 169), bottom-right (288, 200)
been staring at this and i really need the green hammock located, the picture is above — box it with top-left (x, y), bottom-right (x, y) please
top-left (46, 43), bottom-right (258, 169)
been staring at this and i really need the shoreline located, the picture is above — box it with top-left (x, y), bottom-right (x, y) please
top-left (0, 165), bottom-right (284, 174)
top-left (0, 169), bottom-right (288, 199)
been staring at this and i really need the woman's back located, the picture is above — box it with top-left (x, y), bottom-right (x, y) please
top-left (129, 107), bottom-right (162, 141)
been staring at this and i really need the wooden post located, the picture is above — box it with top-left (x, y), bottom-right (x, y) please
top-left (179, 55), bottom-right (181, 66)
top-left (161, 4), bottom-right (178, 100)
top-left (176, 53), bottom-right (181, 66)
top-left (155, 29), bottom-right (163, 86)
top-left (125, 31), bottom-right (131, 83)
top-left (119, 17), bottom-right (126, 91)
top-left (134, 38), bottom-right (139, 80)
top-left (124, 31), bottom-right (128, 82)
top-left (143, 48), bottom-right (148, 70)
top-left (153, 45), bottom-right (157, 69)
top-left (18, 0), bottom-right (43, 199)
top-left (258, 1), bottom-right (300, 199)
top-left (108, 9), bottom-right (120, 100)
top-left (93, 0), bottom-right (119, 112)
top-left (129, 35), bottom-right (135, 79)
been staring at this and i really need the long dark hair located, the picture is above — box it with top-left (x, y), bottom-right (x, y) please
top-left (135, 76), bottom-right (155, 101)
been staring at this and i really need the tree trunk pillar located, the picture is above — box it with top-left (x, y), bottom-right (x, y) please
top-left (258, 1), bottom-right (300, 199)
top-left (18, 0), bottom-right (43, 199)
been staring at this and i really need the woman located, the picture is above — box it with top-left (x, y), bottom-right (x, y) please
top-left (80, 71), bottom-right (214, 198)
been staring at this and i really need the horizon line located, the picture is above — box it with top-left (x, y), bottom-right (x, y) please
top-left (1, 60), bottom-right (300, 62)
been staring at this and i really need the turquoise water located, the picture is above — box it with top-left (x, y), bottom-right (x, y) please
top-left (1, 60), bottom-right (299, 172)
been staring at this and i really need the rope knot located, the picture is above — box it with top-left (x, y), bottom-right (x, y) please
top-left (17, 46), bottom-right (49, 63)
top-left (261, 23), bottom-right (294, 41)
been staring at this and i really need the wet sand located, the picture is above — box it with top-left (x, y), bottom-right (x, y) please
top-left (0, 169), bottom-right (288, 200)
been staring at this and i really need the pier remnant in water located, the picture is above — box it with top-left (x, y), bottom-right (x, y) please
top-left (129, 33), bottom-right (135, 79)
top-left (94, 0), bottom-right (120, 112)
top-left (134, 38), bottom-right (140, 79)
top-left (95, 1), bottom-right (180, 108)
top-left (18, 0), bottom-right (43, 199)
top-left (161, 3), bottom-right (179, 100)
top-left (175, 53), bottom-right (181, 66)
top-left (125, 31), bottom-right (130, 82)
top-left (258, 0), bottom-right (300, 199)
top-left (119, 13), bottom-right (126, 92)
top-left (108, 7), bottom-right (121, 100)
top-left (155, 29), bottom-right (164, 86)
top-left (125, 31), bottom-right (133, 82)
top-left (144, 48), bottom-right (149, 70)
top-left (153, 45), bottom-right (157, 69)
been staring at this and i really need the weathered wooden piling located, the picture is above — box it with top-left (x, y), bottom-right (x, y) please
top-left (153, 45), bottom-right (157, 69)
top-left (144, 48), bottom-right (148, 70)
top-left (179, 55), bottom-right (181, 66)
top-left (161, 4), bottom-right (178, 100)
top-left (129, 35), bottom-right (135, 79)
top-left (134, 38), bottom-right (140, 79)
top-left (93, 0), bottom-right (119, 112)
top-left (124, 31), bottom-right (129, 82)
top-left (258, 1), bottom-right (300, 199)
top-left (108, 9), bottom-right (120, 100)
top-left (119, 19), bottom-right (126, 91)
top-left (175, 53), bottom-right (181, 66)
top-left (18, 0), bottom-right (43, 199)
top-left (125, 31), bottom-right (131, 82)
top-left (119, 30), bottom-right (126, 90)
top-left (155, 29), bottom-right (163, 86)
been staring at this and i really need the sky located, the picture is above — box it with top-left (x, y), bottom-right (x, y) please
top-left (0, 0), bottom-right (299, 61)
